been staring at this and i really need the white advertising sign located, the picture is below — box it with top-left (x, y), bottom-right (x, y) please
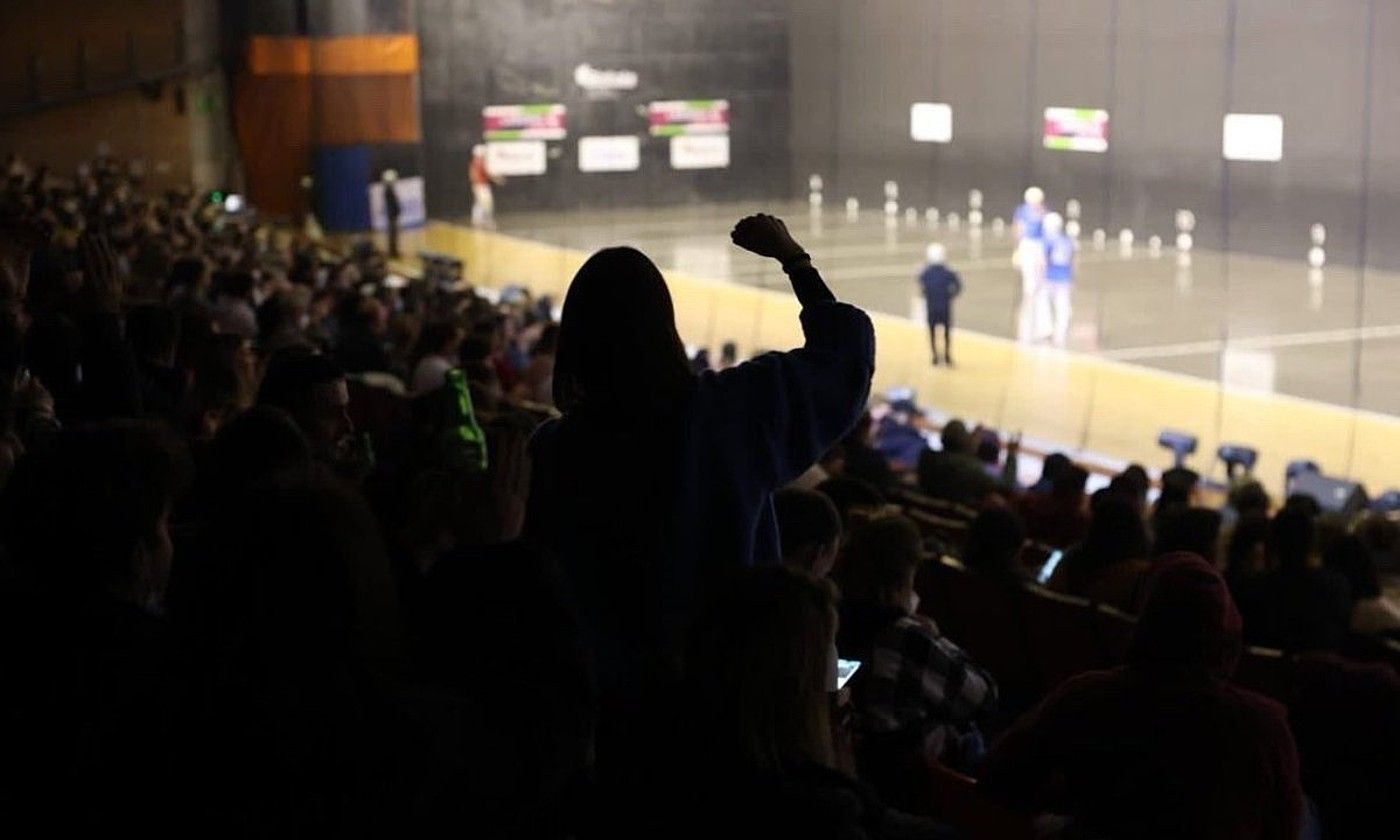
top-left (1223, 113), bottom-right (1284, 162)
top-left (486, 140), bottom-right (548, 176)
top-left (670, 134), bottom-right (730, 170)
top-left (910, 102), bottom-right (953, 143)
top-left (368, 176), bottom-right (426, 232)
top-left (578, 135), bottom-right (641, 173)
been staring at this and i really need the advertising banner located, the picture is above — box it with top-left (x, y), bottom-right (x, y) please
top-left (368, 176), bottom-right (425, 231)
top-left (483, 103), bottom-right (567, 141)
top-left (670, 134), bottom-right (730, 170)
top-left (578, 135), bottom-right (641, 172)
top-left (1222, 113), bottom-right (1284, 162)
top-left (910, 102), bottom-right (953, 143)
top-left (649, 99), bottom-right (730, 137)
top-left (486, 140), bottom-right (548, 176)
top-left (1043, 107), bottom-right (1109, 153)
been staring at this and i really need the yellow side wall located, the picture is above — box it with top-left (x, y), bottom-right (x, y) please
top-left (423, 221), bottom-right (1400, 496)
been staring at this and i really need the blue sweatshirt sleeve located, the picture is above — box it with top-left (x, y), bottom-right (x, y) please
top-left (708, 270), bottom-right (876, 489)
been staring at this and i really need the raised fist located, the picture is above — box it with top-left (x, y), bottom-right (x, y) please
top-left (730, 213), bottom-right (805, 263)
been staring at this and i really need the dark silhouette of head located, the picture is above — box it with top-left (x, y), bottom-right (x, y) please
top-left (257, 346), bottom-right (352, 456)
top-left (964, 505), bottom-right (1027, 581)
top-left (1052, 464), bottom-right (1090, 502)
top-left (216, 269), bottom-right (254, 302)
top-left (1062, 490), bottom-right (1148, 592)
top-left (6, 420), bottom-right (188, 606)
top-left (1323, 534), bottom-right (1380, 600)
top-left (1355, 513), bottom-right (1400, 570)
top-left (1129, 553), bottom-right (1243, 679)
top-left (940, 419), bottom-right (972, 455)
top-left (553, 246), bottom-right (691, 413)
top-left (126, 304), bottom-right (180, 366)
top-left (1269, 507), bottom-right (1315, 573)
top-left (1154, 507), bottom-right (1224, 564)
top-left (1039, 452), bottom-right (1072, 486)
top-left (835, 509), bottom-right (922, 611)
top-left (1155, 467), bottom-right (1200, 515)
top-left (773, 487), bottom-right (842, 578)
top-left (1283, 493), bottom-right (1323, 520)
top-left (1228, 480), bottom-right (1272, 518)
top-left (206, 406), bottom-right (312, 495)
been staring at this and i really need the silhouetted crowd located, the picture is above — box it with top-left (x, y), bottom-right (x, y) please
top-left (0, 155), bottom-right (1396, 839)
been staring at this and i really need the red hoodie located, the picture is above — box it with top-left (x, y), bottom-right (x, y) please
top-left (981, 553), bottom-right (1303, 839)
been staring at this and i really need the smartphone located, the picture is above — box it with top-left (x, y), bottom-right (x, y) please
top-left (1037, 549), bottom-right (1065, 585)
top-left (835, 659), bottom-right (861, 691)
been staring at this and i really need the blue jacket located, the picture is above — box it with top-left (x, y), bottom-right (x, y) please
top-left (527, 278), bottom-right (875, 690)
top-left (919, 265), bottom-right (963, 314)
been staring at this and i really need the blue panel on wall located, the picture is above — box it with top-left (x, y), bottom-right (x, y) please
top-left (314, 145), bottom-right (372, 232)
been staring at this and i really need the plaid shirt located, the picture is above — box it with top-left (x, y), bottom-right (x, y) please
top-left (856, 615), bottom-right (998, 747)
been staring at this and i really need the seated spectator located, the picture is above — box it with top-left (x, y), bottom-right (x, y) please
top-left (181, 359), bottom-right (243, 445)
top-left (1027, 451), bottom-right (1071, 495)
top-left (1111, 463), bottom-right (1151, 511)
top-left (1153, 506), bottom-right (1223, 565)
top-left (211, 269), bottom-right (258, 339)
top-left (981, 554), bottom-right (1303, 839)
top-left (1048, 489), bottom-right (1149, 613)
top-left (1355, 511), bottom-right (1400, 573)
top-left (412, 538), bottom-right (593, 836)
top-left (176, 468), bottom-right (413, 835)
top-left (872, 401), bottom-right (929, 472)
top-left (971, 426), bottom-right (1020, 486)
top-left (1151, 466), bottom-right (1200, 534)
top-left (408, 318), bottom-right (465, 396)
top-left (1018, 463), bottom-right (1090, 548)
top-left (0, 421), bottom-right (189, 834)
top-left (1289, 654), bottom-right (1400, 839)
top-left (917, 419), bottom-right (1005, 506)
top-left (773, 486), bottom-right (843, 577)
top-left (681, 566), bottom-right (954, 840)
top-left (1227, 479), bottom-right (1272, 521)
top-left (335, 295), bottom-right (394, 375)
top-left (1224, 513), bottom-right (1273, 599)
top-left (1323, 534), bottom-right (1400, 637)
top-left (257, 347), bottom-right (356, 468)
top-left (1236, 508), bottom-right (1353, 652)
top-left (835, 511), bottom-right (998, 774)
top-left (962, 504), bottom-right (1029, 584)
top-left (126, 303), bottom-right (186, 422)
top-left (519, 321), bottom-right (558, 405)
top-left (841, 411), bottom-right (897, 491)
top-left (1282, 492), bottom-right (1323, 519)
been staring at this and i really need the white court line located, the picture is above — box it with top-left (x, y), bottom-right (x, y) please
top-left (1104, 323), bottom-right (1400, 360)
top-left (739, 248), bottom-right (1147, 282)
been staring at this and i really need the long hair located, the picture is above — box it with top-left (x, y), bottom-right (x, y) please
top-left (552, 247), bottom-right (693, 413)
top-left (1061, 490), bottom-right (1148, 593)
top-left (690, 567), bottom-right (838, 773)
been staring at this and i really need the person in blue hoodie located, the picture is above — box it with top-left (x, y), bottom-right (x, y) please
top-left (525, 213), bottom-right (876, 809)
top-left (917, 243), bottom-right (962, 366)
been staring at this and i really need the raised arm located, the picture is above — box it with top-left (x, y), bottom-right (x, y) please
top-left (714, 215), bottom-right (875, 489)
top-left (731, 214), bottom-right (835, 308)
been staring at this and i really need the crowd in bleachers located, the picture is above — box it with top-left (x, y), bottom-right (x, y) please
top-left (0, 153), bottom-right (1398, 838)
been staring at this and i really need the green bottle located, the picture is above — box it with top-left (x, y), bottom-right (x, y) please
top-left (445, 367), bottom-right (488, 472)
